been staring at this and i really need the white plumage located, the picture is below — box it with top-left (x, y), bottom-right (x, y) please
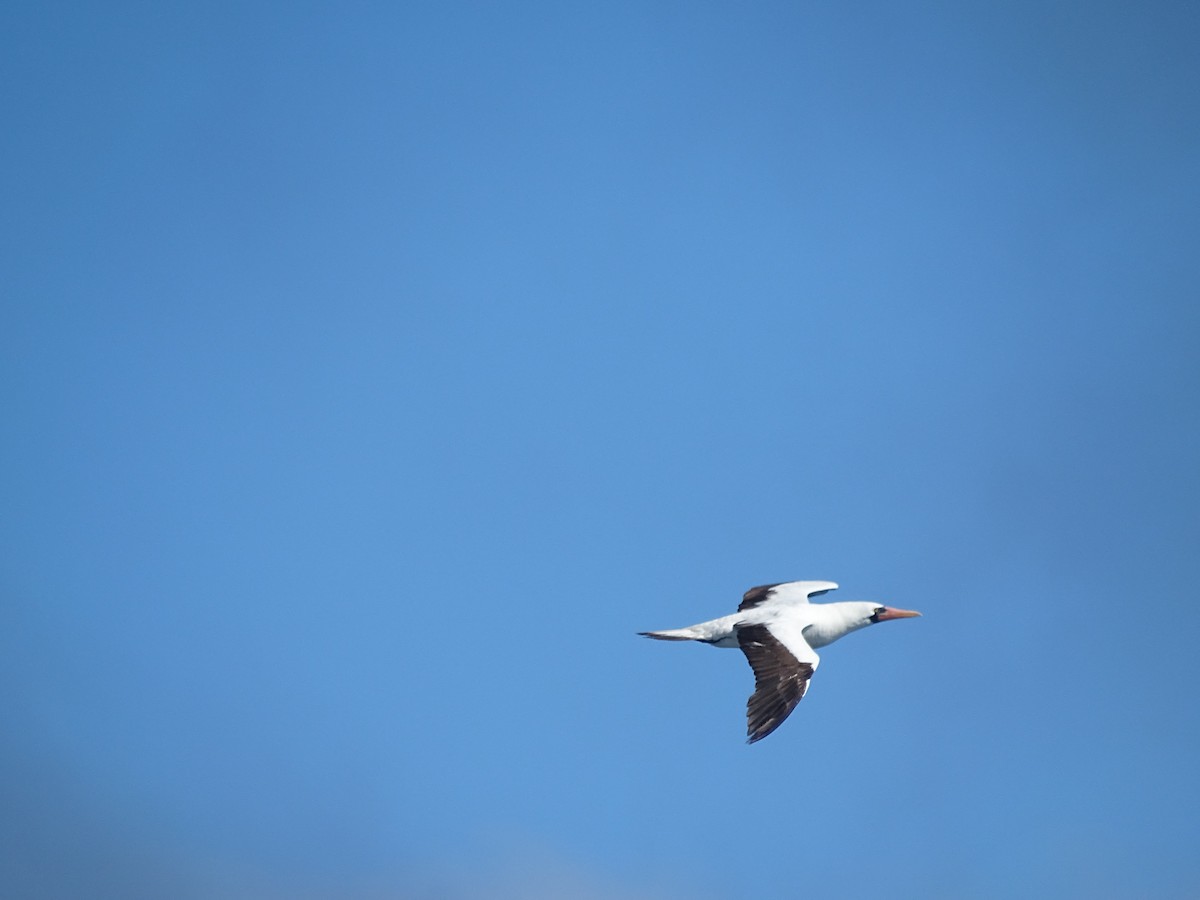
top-left (639, 580), bottom-right (921, 743)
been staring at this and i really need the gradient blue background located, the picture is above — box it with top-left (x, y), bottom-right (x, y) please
top-left (3, 2), bottom-right (1198, 897)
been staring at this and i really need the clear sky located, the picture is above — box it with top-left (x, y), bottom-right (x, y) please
top-left (3, 2), bottom-right (1199, 898)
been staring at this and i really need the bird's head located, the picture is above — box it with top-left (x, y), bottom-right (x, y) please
top-left (810, 600), bottom-right (923, 648)
top-left (867, 604), bottom-right (922, 624)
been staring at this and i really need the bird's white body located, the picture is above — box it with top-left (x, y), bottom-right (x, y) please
top-left (652, 600), bottom-right (879, 650)
top-left (640, 580), bottom-right (921, 743)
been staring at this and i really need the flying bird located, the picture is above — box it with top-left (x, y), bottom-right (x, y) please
top-left (639, 581), bottom-right (921, 743)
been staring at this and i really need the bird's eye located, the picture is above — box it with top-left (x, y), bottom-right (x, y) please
top-left (870, 607), bottom-right (886, 622)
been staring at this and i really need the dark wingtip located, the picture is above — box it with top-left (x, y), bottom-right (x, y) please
top-left (747, 725), bottom-right (782, 744)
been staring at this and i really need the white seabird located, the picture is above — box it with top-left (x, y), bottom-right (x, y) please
top-left (639, 580), bottom-right (921, 743)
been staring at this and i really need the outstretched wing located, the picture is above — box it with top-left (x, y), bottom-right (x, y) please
top-left (738, 580), bottom-right (838, 612)
top-left (736, 621), bottom-right (821, 744)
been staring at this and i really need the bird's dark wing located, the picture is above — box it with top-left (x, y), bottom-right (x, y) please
top-left (736, 622), bottom-right (820, 744)
top-left (737, 580), bottom-right (838, 612)
top-left (738, 584), bottom-right (783, 611)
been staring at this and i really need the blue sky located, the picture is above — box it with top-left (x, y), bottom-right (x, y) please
top-left (2, 2), bottom-right (1199, 897)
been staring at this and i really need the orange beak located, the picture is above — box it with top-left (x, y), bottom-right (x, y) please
top-left (874, 607), bottom-right (922, 621)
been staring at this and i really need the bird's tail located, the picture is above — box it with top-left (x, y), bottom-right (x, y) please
top-left (638, 627), bottom-right (701, 641)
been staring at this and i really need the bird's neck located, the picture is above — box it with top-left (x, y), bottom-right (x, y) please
top-left (802, 603), bottom-right (870, 648)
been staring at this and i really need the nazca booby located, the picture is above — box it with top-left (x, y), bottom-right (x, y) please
top-left (639, 580), bottom-right (921, 743)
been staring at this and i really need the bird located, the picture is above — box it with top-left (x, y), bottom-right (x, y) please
top-left (639, 580), bottom-right (921, 743)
